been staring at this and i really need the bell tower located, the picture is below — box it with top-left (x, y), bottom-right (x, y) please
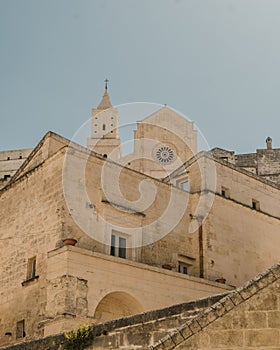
top-left (87, 80), bottom-right (121, 160)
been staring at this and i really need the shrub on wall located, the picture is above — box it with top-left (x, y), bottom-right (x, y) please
top-left (64, 325), bottom-right (91, 350)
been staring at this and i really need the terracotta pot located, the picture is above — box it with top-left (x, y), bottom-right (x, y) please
top-left (63, 238), bottom-right (77, 246)
top-left (162, 264), bottom-right (172, 270)
top-left (215, 278), bottom-right (226, 284)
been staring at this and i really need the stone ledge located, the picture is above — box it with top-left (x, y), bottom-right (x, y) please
top-left (21, 275), bottom-right (39, 287)
top-left (47, 245), bottom-right (233, 291)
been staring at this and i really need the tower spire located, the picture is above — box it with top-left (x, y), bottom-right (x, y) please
top-left (97, 79), bottom-right (112, 110)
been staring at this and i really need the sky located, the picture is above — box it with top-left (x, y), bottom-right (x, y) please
top-left (1, 0), bottom-right (280, 153)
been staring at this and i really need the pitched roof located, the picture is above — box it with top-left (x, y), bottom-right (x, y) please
top-left (97, 88), bottom-right (113, 110)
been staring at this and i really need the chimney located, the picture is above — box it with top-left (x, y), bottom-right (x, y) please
top-left (266, 137), bottom-right (272, 150)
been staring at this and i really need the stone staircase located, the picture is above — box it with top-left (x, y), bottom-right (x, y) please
top-left (89, 293), bottom-right (229, 349)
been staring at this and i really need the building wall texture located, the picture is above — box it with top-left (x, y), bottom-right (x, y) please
top-left (0, 263), bottom-right (279, 350)
top-left (150, 262), bottom-right (280, 350)
top-left (1, 92), bottom-right (280, 349)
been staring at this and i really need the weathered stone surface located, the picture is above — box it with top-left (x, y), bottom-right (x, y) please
top-left (169, 329), bottom-right (185, 345)
top-left (0, 148), bottom-right (33, 188)
top-left (0, 292), bottom-right (224, 350)
top-left (208, 330), bottom-right (243, 347)
top-left (267, 310), bottom-right (280, 328)
top-left (233, 311), bottom-right (267, 329)
top-left (0, 131), bottom-right (232, 347)
top-left (177, 325), bottom-right (193, 340)
top-left (2, 91), bottom-right (280, 350)
top-left (244, 329), bottom-right (279, 346)
top-left (154, 275), bottom-right (280, 350)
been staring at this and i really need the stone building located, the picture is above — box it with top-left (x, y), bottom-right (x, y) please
top-left (0, 148), bottom-right (32, 189)
top-left (212, 136), bottom-right (280, 185)
top-left (0, 86), bottom-right (280, 349)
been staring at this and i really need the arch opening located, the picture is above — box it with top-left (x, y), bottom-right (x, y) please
top-left (94, 291), bottom-right (143, 322)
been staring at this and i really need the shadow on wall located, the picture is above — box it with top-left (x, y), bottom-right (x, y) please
top-left (94, 291), bottom-right (144, 322)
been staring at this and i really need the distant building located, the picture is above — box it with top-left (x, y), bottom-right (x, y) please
top-left (212, 136), bottom-right (280, 186)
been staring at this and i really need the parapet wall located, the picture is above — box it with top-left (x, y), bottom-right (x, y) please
top-left (0, 294), bottom-right (226, 350)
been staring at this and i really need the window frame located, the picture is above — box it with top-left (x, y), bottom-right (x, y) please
top-left (175, 176), bottom-right (189, 192)
top-left (110, 233), bottom-right (128, 259)
top-left (16, 320), bottom-right (25, 339)
top-left (22, 256), bottom-right (39, 286)
top-left (26, 256), bottom-right (37, 280)
top-left (178, 261), bottom-right (191, 275)
top-left (221, 186), bottom-right (230, 199)
top-left (252, 199), bottom-right (260, 211)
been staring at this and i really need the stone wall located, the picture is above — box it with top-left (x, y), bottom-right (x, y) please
top-left (213, 145), bottom-right (280, 186)
top-left (235, 148), bottom-right (280, 186)
top-left (0, 133), bottom-right (227, 346)
top-left (43, 245), bottom-right (230, 335)
top-left (149, 262), bottom-right (280, 350)
top-left (2, 131), bottom-right (280, 347)
top-left (2, 263), bottom-right (280, 350)
top-left (0, 148), bottom-right (33, 188)
top-left (62, 142), bottom-right (200, 273)
top-left (0, 293), bottom-right (226, 350)
top-left (0, 145), bottom-right (66, 346)
top-left (211, 148), bottom-right (236, 164)
top-left (235, 152), bottom-right (257, 168)
top-left (185, 154), bottom-right (280, 286)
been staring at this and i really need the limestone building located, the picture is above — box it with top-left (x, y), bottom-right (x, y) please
top-left (0, 86), bottom-right (280, 348)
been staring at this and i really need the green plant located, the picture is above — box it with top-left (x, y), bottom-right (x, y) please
top-left (64, 325), bottom-right (91, 350)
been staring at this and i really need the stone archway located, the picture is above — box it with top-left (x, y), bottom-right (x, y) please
top-left (94, 291), bottom-right (143, 322)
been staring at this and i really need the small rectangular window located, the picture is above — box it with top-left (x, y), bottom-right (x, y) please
top-left (119, 237), bottom-right (126, 259)
top-left (110, 234), bottom-right (116, 256)
top-left (178, 262), bottom-right (190, 275)
top-left (16, 320), bottom-right (25, 339)
top-left (110, 234), bottom-right (127, 259)
top-left (252, 199), bottom-right (260, 211)
top-left (26, 257), bottom-right (36, 280)
top-left (176, 177), bottom-right (189, 192)
top-left (221, 186), bottom-right (230, 198)
top-left (181, 181), bottom-right (189, 192)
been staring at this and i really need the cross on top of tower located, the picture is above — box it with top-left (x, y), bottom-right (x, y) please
top-left (105, 79), bottom-right (109, 91)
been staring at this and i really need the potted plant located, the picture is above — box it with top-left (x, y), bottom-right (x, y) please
top-left (63, 238), bottom-right (77, 246)
top-left (162, 264), bottom-right (172, 270)
top-left (215, 277), bottom-right (226, 284)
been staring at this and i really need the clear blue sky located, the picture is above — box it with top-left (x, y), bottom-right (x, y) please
top-left (1, 0), bottom-right (280, 153)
